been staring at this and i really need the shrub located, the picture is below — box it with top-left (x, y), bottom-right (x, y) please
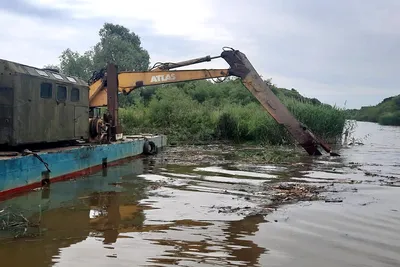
top-left (378, 111), bottom-right (400, 126)
top-left (119, 80), bottom-right (347, 145)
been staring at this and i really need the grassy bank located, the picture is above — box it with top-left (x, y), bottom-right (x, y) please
top-left (119, 79), bottom-right (348, 145)
top-left (346, 95), bottom-right (400, 126)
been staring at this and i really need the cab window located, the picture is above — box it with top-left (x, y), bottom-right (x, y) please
top-left (40, 82), bottom-right (52, 98)
top-left (57, 85), bottom-right (67, 101)
top-left (71, 88), bottom-right (79, 102)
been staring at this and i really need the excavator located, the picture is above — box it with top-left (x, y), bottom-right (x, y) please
top-left (87, 47), bottom-right (339, 157)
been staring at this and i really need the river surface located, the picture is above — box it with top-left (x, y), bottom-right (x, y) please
top-left (1, 121), bottom-right (400, 267)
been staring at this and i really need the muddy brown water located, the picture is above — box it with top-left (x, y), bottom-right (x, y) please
top-left (1, 121), bottom-right (400, 267)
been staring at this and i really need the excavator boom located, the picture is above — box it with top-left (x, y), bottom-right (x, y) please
top-left (119, 69), bottom-right (229, 93)
top-left (89, 69), bottom-right (230, 107)
top-left (88, 47), bottom-right (338, 156)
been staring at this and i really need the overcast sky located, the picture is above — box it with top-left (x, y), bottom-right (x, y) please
top-left (1, 0), bottom-right (398, 109)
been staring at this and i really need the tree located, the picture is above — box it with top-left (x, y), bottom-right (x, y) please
top-left (92, 23), bottom-right (150, 72)
top-left (53, 23), bottom-right (150, 83)
top-left (43, 64), bottom-right (61, 72)
top-left (59, 49), bottom-right (94, 81)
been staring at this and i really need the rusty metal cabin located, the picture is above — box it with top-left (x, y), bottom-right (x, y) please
top-left (0, 58), bottom-right (90, 146)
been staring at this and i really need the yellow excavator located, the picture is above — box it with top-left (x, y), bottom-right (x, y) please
top-left (87, 47), bottom-right (339, 156)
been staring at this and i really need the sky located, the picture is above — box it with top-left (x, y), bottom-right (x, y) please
top-left (0, 0), bottom-right (399, 109)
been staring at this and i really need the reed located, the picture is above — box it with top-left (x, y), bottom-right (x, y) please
top-left (119, 80), bottom-right (347, 145)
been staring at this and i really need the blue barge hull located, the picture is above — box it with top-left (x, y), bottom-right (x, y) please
top-left (0, 135), bottom-right (167, 199)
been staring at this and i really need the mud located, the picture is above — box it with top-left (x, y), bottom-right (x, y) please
top-left (0, 121), bottom-right (399, 266)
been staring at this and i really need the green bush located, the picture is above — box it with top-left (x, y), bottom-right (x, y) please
top-left (119, 80), bottom-right (347, 145)
top-left (348, 95), bottom-right (400, 126)
top-left (378, 111), bottom-right (400, 126)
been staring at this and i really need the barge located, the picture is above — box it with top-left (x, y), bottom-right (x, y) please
top-left (0, 57), bottom-right (169, 200)
top-left (0, 135), bottom-right (167, 199)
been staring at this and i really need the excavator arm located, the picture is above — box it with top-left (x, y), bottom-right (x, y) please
top-left (88, 47), bottom-right (339, 156)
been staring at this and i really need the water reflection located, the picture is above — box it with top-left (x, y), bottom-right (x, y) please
top-left (222, 214), bottom-right (267, 266)
top-left (0, 205), bottom-right (90, 267)
top-left (0, 121), bottom-right (399, 267)
top-left (82, 189), bottom-right (268, 266)
top-left (0, 150), bottom-right (272, 266)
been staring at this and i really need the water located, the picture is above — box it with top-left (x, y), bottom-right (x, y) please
top-left (1, 121), bottom-right (400, 267)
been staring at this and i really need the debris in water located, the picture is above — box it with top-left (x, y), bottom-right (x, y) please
top-left (264, 182), bottom-right (326, 206)
top-left (0, 207), bottom-right (41, 239)
top-left (325, 198), bottom-right (343, 203)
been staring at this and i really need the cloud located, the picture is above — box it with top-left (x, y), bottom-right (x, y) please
top-left (23, 0), bottom-right (233, 43)
top-left (1, 0), bottom-right (399, 108)
top-left (0, 0), bottom-right (68, 20)
top-left (0, 9), bottom-right (80, 66)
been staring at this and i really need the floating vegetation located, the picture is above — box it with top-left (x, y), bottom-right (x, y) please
top-left (0, 206), bottom-right (41, 239)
